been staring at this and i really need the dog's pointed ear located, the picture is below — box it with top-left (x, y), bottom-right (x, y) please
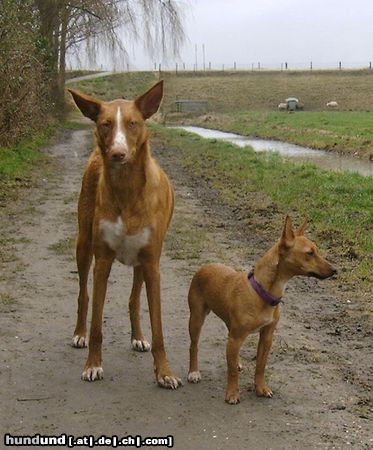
top-left (68, 88), bottom-right (101, 122)
top-left (135, 80), bottom-right (163, 120)
top-left (280, 215), bottom-right (295, 250)
top-left (296, 219), bottom-right (308, 236)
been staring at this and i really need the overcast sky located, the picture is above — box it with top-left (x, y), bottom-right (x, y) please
top-left (69, 0), bottom-right (373, 71)
top-left (176, 0), bottom-right (373, 70)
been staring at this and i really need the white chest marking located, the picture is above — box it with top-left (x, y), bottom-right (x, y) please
top-left (99, 217), bottom-right (151, 266)
top-left (113, 107), bottom-right (128, 149)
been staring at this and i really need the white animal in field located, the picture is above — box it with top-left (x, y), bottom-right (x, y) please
top-left (326, 101), bottom-right (338, 108)
top-left (278, 102), bottom-right (287, 111)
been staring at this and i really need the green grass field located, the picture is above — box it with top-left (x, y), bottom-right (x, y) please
top-left (69, 71), bottom-right (373, 157)
top-left (186, 111), bottom-right (373, 158)
top-left (152, 125), bottom-right (373, 285)
top-left (67, 69), bottom-right (373, 112)
top-left (162, 69), bottom-right (373, 112)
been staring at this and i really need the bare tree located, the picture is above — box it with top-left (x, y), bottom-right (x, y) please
top-left (34, 0), bottom-right (186, 98)
top-left (0, 0), bottom-right (186, 144)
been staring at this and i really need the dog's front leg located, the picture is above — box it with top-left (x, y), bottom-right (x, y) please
top-left (81, 256), bottom-right (113, 381)
top-left (142, 261), bottom-right (182, 389)
top-left (225, 332), bottom-right (247, 404)
top-left (255, 320), bottom-right (278, 397)
top-left (129, 266), bottom-right (150, 352)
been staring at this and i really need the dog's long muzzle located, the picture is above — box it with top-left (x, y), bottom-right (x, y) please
top-left (308, 266), bottom-right (337, 279)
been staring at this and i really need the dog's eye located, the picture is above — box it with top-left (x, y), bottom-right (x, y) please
top-left (100, 122), bottom-right (112, 130)
top-left (306, 250), bottom-right (314, 256)
top-left (128, 121), bottom-right (137, 129)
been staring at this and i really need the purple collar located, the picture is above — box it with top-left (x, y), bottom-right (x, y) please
top-left (248, 270), bottom-right (283, 307)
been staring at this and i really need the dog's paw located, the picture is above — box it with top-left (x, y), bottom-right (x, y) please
top-left (256, 385), bottom-right (273, 398)
top-left (72, 335), bottom-right (87, 348)
top-left (157, 374), bottom-right (183, 390)
top-left (81, 366), bottom-right (103, 381)
top-left (131, 339), bottom-right (151, 352)
top-left (187, 371), bottom-right (201, 383)
top-left (225, 392), bottom-right (240, 405)
top-left (237, 361), bottom-right (243, 372)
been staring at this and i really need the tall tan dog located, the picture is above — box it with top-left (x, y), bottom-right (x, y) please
top-left (68, 81), bottom-right (182, 389)
top-left (187, 216), bottom-right (336, 403)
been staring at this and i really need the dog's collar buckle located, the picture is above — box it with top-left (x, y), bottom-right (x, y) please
top-left (247, 270), bottom-right (283, 307)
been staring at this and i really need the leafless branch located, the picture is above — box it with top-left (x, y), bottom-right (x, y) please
top-left (66, 3), bottom-right (102, 20)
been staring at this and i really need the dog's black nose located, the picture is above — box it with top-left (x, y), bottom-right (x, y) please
top-left (111, 151), bottom-right (126, 162)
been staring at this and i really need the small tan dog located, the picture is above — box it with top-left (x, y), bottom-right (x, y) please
top-left (187, 216), bottom-right (336, 404)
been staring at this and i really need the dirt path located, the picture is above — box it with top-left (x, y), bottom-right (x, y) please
top-left (0, 127), bottom-right (371, 449)
top-left (65, 72), bottom-right (113, 84)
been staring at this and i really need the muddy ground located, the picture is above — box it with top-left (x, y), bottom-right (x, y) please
top-left (0, 127), bottom-right (372, 449)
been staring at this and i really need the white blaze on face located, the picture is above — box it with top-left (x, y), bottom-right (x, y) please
top-left (113, 107), bottom-right (128, 150)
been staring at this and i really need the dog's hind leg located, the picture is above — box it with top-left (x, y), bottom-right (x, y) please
top-left (187, 288), bottom-right (209, 383)
top-left (129, 266), bottom-right (150, 352)
top-left (72, 230), bottom-right (93, 348)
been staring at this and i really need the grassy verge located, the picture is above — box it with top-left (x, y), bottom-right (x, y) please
top-left (0, 127), bottom-right (54, 183)
top-left (0, 120), bottom-right (87, 202)
top-left (152, 125), bottom-right (373, 285)
top-left (180, 111), bottom-right (373, 158)
top-left (0, 118), bottom-right (87, 274)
